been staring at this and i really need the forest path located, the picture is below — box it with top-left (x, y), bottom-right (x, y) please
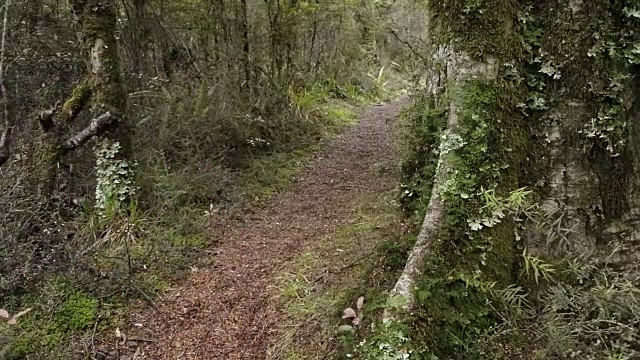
top-left (131, 99), bottom-right (406, 359)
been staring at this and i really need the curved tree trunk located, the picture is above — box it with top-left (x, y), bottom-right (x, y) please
top-left (385, 47), bottom-right (500, 318)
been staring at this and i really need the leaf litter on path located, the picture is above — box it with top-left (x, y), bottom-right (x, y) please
top-left (123, 99), bottom-right (407, 359)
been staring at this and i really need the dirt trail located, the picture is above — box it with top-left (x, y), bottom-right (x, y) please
top-left (131, 99), bottom-right (406, 359)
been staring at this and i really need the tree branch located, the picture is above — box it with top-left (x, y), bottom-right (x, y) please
top-left (58, 79), bottom-right (91, 123)
top-left (387, 27), bottom-right (427, 62)
top-left (37, 77), bottom-right (91, 133)
top-left (61, 112), bottom-right (112, 152)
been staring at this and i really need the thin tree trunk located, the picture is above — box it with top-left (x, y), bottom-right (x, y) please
top-left (0, 0), bottom-right (11, 168)
top-left (308, 10), bottom-right (317, 72)
top-left (240, 0), bottom-right (251, 92)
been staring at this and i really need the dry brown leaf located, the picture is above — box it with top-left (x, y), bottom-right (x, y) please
top-left (342, 307), bottom-right (357, 319)
top-left (357, 296), bottom-right (364, 310)
top-left (0, 309), bottom-right (9, 319)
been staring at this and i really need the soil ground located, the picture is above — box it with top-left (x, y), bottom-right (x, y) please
top-left (124, 99), bottom-right (407, 359)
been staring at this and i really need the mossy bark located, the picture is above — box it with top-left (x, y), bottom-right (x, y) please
top-left (391, 0), bottom-right (536, 355)
top-left (399, 0), bottom-right (640, 356)
top-left (70, 0), bottom-right (133, 213)
top-left (529, 0), bottom-right (640, 245)
top-left (32, 0), bottom-right (132, 209)
top-left (70, 0), bottom-right (128, 147)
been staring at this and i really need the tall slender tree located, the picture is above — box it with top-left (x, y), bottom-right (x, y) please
top-left (0, 0), bottom-right (11, 168)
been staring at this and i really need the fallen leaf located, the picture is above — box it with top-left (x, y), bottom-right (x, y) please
top-left (337, 324), bottom-right (355, 333)
top-left (115, 328), bottom-right (122, 339)
top-left (0, 309), bottom-right (9, 319)
top-left (357, 296), bottom-right (364, 310)
top-left (353, 311), bottom-right (364, 326)
top-left (342, 307), bottom-right (357, 319)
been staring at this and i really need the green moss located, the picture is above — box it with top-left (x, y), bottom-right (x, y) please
top-left (167, 233), bottom-right (207, 248)
top-left (403, 74), bottom-right (533, 358)
top-left (59, 79), bottom-right (92, 122)
top-left (55, 292), bottom-right (98, 331)
top-left (238, 146), bottom-right (316, 204)
top-left (323, 102), bottom-right (357, 128)
top-left (399, 95), bottom-right (447, 227)
top-left (430, 0), bottom-right (520, 59)
top-left (4, 285), bottom-right (98, 359)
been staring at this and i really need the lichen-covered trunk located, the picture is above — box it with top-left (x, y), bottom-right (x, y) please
top-left (391, 0), bottom-right (640, 356)
top-left (71, 0), bottom-right (134, 215)
top-left (525, 0), bottom-right (640, 270)
top-left (386, 0), bottom-right (522, 318)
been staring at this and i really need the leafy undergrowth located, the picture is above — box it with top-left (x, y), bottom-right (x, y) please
top-left (268, 190), bottom-right (413, 360)
top-left (0, 84), bottom-right (384, 359)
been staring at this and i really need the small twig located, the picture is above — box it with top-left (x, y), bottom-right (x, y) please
top-left (128, 338), bottom-right (156, 343)
top-left (313, 250), bottom-right (377, 284)
top-left (90, 320), bottom-right (99, 353)
top-left (129, 281), bottom-right (159, 312)
top-left (387, 27), bottom-right (428, 62)
top-left (124, 226), bottom-right (133, 274)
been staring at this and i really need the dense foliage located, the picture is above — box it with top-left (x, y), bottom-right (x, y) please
top-left (1, 0), bottom-right (638, 358)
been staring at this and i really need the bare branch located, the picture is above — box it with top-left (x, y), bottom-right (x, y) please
top-left (61, 112), bottom-right (113, 151)
top-left (387, 27), bottom-right (427, 62)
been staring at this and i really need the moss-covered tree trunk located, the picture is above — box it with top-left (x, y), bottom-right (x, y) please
top-left (31, 0), bottom-right (134, 212)
top-left (389, 0), bottom-right (640, 357)
top-left (70, 0), bottom-right (134, 215)
top-left (387, 0), bottom-right (523, 314)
